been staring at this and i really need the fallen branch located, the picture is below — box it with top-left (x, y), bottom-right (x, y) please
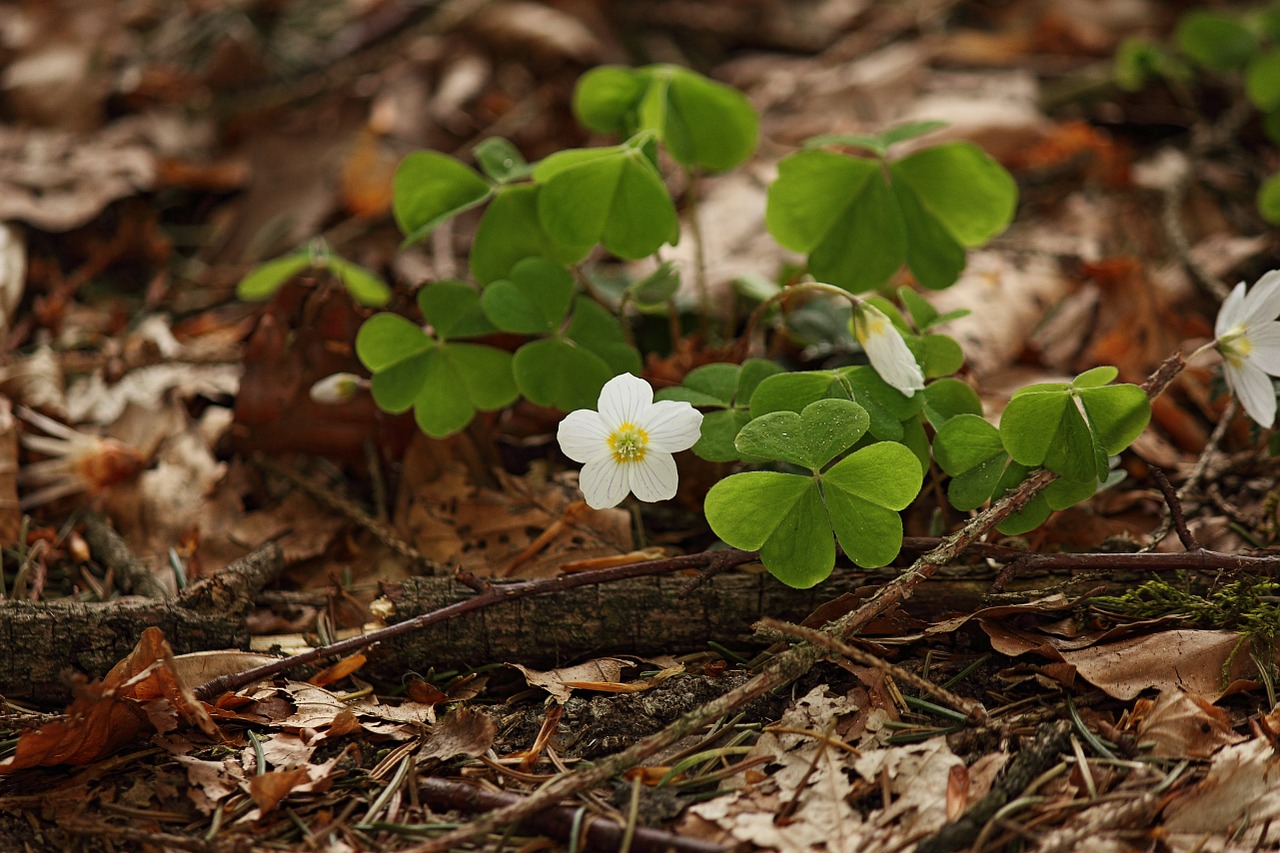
top-left (0, 543), bottom-right (283, 704)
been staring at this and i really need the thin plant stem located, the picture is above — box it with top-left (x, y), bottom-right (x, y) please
top-left (684, 166), bottom-right (710, 336)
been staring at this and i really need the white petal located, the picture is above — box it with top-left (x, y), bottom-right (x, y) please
top-left (1243, 270), bottom-right (1280, 325)
top-left (1227, 360), bottom-right (1277, 428)
top-left (640, 400), bottom-right (704, 452)
top-left (578, 458), bottom-right (632, 509)
top-left (627, 452), bottom-right (679, 503)
top-left (597, 373), bottom-right (652, 428)
top-left (557, 410), bottom-right (613, 463)
top-left (1216, 281), bottom-right (1248, 337)
top-left (863, 326), bottom-right (924, 395)
top-left (1245, 322), bottom-right (1280, 375)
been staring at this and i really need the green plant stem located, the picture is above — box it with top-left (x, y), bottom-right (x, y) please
top-left (739, 281), bottom-right (861, 354)
top-left (684, 167), bottom-right (710, 337)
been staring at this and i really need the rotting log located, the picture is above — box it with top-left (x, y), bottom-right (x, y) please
top-left (0, 547), bottom-right (1208, 705)
top-left (363, 563), bottom-right (1081, 679)
top-left (0, 543), bottom-right (283, 705)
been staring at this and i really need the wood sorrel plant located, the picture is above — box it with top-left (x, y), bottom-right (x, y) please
top-left (237, 64), bottom-right (1157, 590)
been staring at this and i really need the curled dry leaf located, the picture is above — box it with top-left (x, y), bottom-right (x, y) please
top-left (0, 627), bottom-right (215, 773)
top-left (1130, 689), bottom-right (1245, 759)
top-left (417, 705), bottom-right (496, 765)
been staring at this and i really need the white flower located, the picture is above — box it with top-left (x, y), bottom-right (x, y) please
top-left (556, 373), bottom-right (703, 509)
top-left (309, 372), bottom-right (365, 405)
top-left (852, 303), bottom-right (925, 396)
top-left (1215, 270), bottom-right (1280, 427)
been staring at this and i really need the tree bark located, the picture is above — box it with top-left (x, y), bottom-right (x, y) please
top-left (0, 543), bottom-right (282, 705)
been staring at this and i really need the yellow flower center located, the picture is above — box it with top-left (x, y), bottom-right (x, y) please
top-left (1219, 325), bottom-right (1252, 368)
top-left (608, 422), bottom-right (649, 464)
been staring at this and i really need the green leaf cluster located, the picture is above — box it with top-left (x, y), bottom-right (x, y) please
top-left (705, 399), bottom-right (922, 588)
top-left (356, 282), bottom-right (516, 437)
top-left (573, 64), bottom-right (759, 171)
top-left (654, 360), bottom-right (782, 461)
top-left (357, 260), bottom-right (640, 435)
top-left (933, 367), bottom-right (1150, 534)
top-left (766, 127), bottom-right (1017, 292)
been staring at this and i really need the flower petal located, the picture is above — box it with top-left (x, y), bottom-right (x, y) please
top-left (1245, 322), bottom-right (1280, 375)
top-left (1216, 281), bottom-right (1248, 337)
top-left (861, 320), bottom-right (925, 395)
top-left (597, 373), bottom-right (652, 428)
top-left (1227, 359), bottom-right (1277, 428)
top-left (641, 400), bottom-right (704, 452)
top-left (627, 452), bottom-right (679, 503)
top-left (1243, 269), bottom-right (1280, 325)
top-left (578, 458), bottom-right (632, 509)
top-left (557, 410), bottom-right (613, 463)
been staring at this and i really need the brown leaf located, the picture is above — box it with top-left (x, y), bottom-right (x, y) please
top-left (0, 627), bottom-right (216, 772)
top-left (418, 706), bottom-right (495, 764)
top-left (248, 766), bottom-right (313, 814)
top-left (1132, 689), bottom-right (1245, 759)
top-left (1060, 630), bottom-right (1258, 701)
top-left (309, 654), bottom-right (367, 688)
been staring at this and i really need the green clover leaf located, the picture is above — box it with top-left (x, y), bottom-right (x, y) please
top-left (481, 258), bottom-right (574, 335)
top-left (393, 151), bottom-right (494, 247)
top-left (471, 184), bottom-right (593, 284)
top-left (734, 399), bottom-right (870, 471)
top-left (533, 138), bottom-right (679, 259)
top-left (922, 378), bottom-right (982, 428)
top-left (999, 371), bottom-right (1150, 483)
top-left (933, 414), bottom-right (1103, 533)
top-left (573, 64), bottom-right (759, 171)
top-left (505, 295), bottom-right (642, 412)
top-left (237, 248), bottom-right (390, 307)
top-left (705, 434), bottom-right (922, 587)
top-left (419, 280), bottom-right (495, 339)
top-left (766, 141), bottom-right (1016, 292)
top-left (822, 442), bottom-right (921, 569)
top-left (655, 360), bottom-right (783, 461)
top-left (355, 282), bottom-right (516, 437)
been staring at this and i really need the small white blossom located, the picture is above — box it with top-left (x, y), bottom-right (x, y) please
top-left (1215, 270), bottom-right (1280, 427)
top-left (556, 373), bottom-right (703, 510)
top-left (852, 303), bottom-right (925, 396)
top-left (309, 373), bottom-right (365, 405)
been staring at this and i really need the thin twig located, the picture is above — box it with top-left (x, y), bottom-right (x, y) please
top-left (1149, 466), bottom-right (1199, 550)
top-left (1143, 396), bottom-right (1236, 551)
top-left (760, 617), bottom-right (989, 724)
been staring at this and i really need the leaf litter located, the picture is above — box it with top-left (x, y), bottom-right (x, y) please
top-left (1, 0), bottom-right (1280, 851)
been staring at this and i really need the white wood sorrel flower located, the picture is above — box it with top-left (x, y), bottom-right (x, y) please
top-left (1215, 270), bottom-right (1280, 427)
top-left (557, 373), bottom-right (703, 509)
top-left (852, 303), bottom-right (925, 395)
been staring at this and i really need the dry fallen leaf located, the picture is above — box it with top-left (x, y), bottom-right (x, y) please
top-left (1131, 689), bottom-right (1245, 759)
top-left (509, 658), bottom-right (633, 704)
top-left (417, 705), bottom-right (496, 764)
top-left (0, 627), bottom-right (216, 772)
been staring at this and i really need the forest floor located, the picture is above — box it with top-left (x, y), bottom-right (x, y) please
top-left (0, 0), bottom-right (1278, 851)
